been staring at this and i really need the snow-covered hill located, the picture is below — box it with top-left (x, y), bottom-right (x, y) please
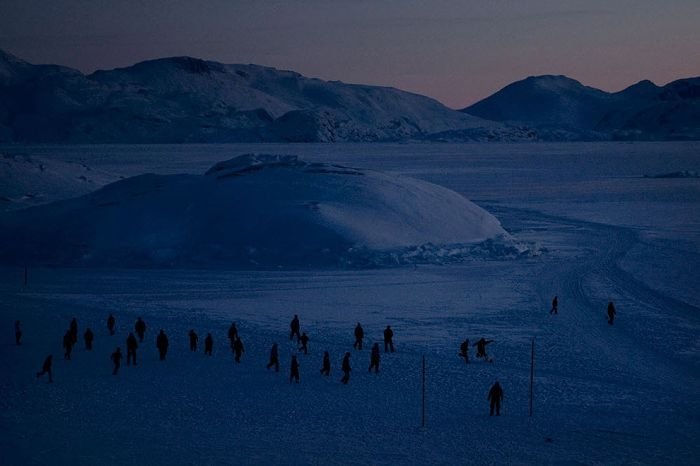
top-left (463, 75), bottom-right (700, 140)
top-left (0, 154), bottom-right (519, 267)
top-left (0, 50), bottom-right (529, 143)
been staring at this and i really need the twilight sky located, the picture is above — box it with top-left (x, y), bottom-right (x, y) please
top-left (1, 0), bottom-right (698, 108)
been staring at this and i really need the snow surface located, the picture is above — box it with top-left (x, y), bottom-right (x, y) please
top-left (0, 153), bottom-right (514, 267)
top-left (1, 142), bottom-right (699, 465)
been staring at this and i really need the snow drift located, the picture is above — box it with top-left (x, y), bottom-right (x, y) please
top-left (0, 154), bottom-right (518, 268)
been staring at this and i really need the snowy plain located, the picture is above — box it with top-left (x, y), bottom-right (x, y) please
top-left (1, 142), bottom-right (699, 465)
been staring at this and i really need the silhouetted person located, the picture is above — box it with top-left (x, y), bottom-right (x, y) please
top-left (550, 296), bottom-right (558, 315)
top-left (290, 314), bottom-right (300, 342)
top-left (36, 354), bottom-right (53, 383)
top-left (369, 343), bottom-right (380, 373)
top-left (474, 338), bottom-right (493, 360)
top-left (233, 336), bottom-right (245, 363)
top-left (69, 318), bottom-right (78, 345)
top-left (111, 347), bottom-right (123, 375)
top-left (488, 381), bottom-right (504, 416)
top-left (126, 332), bottom-right (138, 365)
top-left (320, 351), bottom-right (331, 376)
top-left (188, 329), bottom-right (198, 352)
top-left (267, 343), bottom-right (279, 372)
top-left (204, 333), bottom-right (213, 356)
top-left (156, 329), bottom-right (169, 361)
top-left (63, 330), bottom-right (74, 360)
top-left (607, 301), bottom-right (616, 325)
top-left (353, 323), bottom-right (364, 350)
top-left (341, 352), bottom-right (352, 384)
top-left (227, 322), bottom-right (238, 350)
top-left (15, 320), bottom-right (22, 345)
top-left (459, 339), bottom-right (470, 364)
top-left (298, 332), bottom-right (309, 355)
top-left (135, 317), bottom-right (146, 343)
top-left (84, 328), bottom-right (94, 350)
top-left (107, 313), bottom-right (116, 336)
top-left (290, 355), bottom-right (300, 384)
top-left (383, 325), bottom-right (394, 353)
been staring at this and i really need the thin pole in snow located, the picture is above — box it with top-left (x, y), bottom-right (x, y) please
top-left (421, 355), bottom-right (426, 428)
top-left (529, 338), bottom-right (535, 417)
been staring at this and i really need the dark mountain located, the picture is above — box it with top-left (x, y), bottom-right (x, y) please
top-left (463, 75), bottom-right (700, 140)
top-left (0, 50), bottom-right (529, 143)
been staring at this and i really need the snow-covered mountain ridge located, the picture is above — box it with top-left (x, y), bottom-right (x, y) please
top-left (0, 49), bottom-right (530, 143)
top-left (463, 75), bottom-right (700, 140)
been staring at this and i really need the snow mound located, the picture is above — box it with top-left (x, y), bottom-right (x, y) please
top-left (0, 154), bottom-right (519, 268)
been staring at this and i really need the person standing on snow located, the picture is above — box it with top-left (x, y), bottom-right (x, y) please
top-left (107, 313), bottom-right (116, 336)
top-left (111, 347), bottom-right (123, 375)
top-left (290, 355), bottom-right (300, 384)
top-left (488, 380), bottom-right (504, 416)
top-left (135, 317), bottom-right (146, 343)
top-left (126, 332), bottom-right (138, 365)
top-left (84, 328), bottom-right (94, 350)
top-left (188, 329), bottom-right (198, 352)
top-left (290, 314), bottom-right (301, 342)
top-left (459, 339), bottom-right (470, 364)
top-left (383, 325), bottom-right (394, 353)
top-left (227, 322), bottom-right (238, 350)
top-left (320, 351), bottom-right (331, 376)
top-left (341, 352), bottom-right (352, 384)
top-left (267, 343), bottom-right (279, 372)
top-left (36, 354), bottom-right (53, 383)
top-left (474, 338), bottom-right (493, 360)
top-left (353, 323), bottom-right (364, 350)
top-left (369, 343), bottom-right (380, 373)
top-left (607, 301), bottom-right (616, 325)
top-left (14, 320), bottom-right (22, 345)
top-left (204, 333), bottom-right (213, 356)
top-left (156, 329), bottom-right (169, 361)
top-left (69, 318), bottom-right (78, 345)
top-left (550, 296), bottom-right (559, 315)
top-left (63, 330), bottom-right (74, 360)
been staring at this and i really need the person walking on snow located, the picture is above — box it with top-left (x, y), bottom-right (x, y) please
top-left (63, 330), bottom-right (74, 360)
top-left (290, 314), bottom-right (301, 342)
top-left (290, 355), bottom-right (300, 384)
top-left (354, 323), bottom-right (364, 350)
top-left (267, 343), bottom-right (279, 372)
top-left (36, 355), bottom-right (53, 383)
top-left (607, 301), bottom-right (616, 325)
top-left (298, 332), bottom-right (309, 355)
top-left (84, 328), bottom-right (94, 350)
top-left (188, 329), bottom-right (198, 352)
top-left (550, 296), bottom-right (558, 315)
top-left (135, 317), bottom-right (146, 343)
top-left (126, 332), bottom-right (138, 365)
top-left (227, 322), bottom-right (238, 350)
top-left (383, 325), bottom-right (394, 353)
top-left (474, 338), bottom-right (493, 360)
top-left (156, 329), bottom-right (169, 361)
top-left (14, 320), bottom-right (22, 345)
top-left (488, 380), bottom-right (504, 416)
top-left (320, 351), bottom-right (331, 376)
top-left (69, 318), bottom-right (78, 345)
top-left (111, 347), bottom-right (123, 375)
top-left (459, 339), bottom-right (470, 364)
top-left (204, 333), bottom-right (213, 356)
top-left (369, 343), bottom-right (380, 373)
top-left (233, 336), bottom-right (245, 363)
top-left (341, 352), bottom-right (352, 384)
top-left (107, 313), bottom-right (116, 336)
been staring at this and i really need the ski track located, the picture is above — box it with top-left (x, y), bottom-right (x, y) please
top-left (1, 206), bottom-right (699, 465)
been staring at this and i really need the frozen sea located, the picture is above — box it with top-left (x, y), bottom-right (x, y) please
top-left (1, 142), bottom-right (699, 465)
